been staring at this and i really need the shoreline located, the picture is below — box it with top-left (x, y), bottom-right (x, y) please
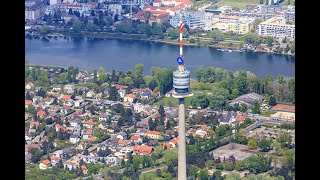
top-left (27, 31), bottom-right (294, 57)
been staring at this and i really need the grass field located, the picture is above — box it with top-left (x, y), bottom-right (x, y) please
top-left (217, 0), bottom-right (261, 10)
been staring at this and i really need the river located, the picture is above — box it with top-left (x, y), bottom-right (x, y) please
top-left (25, 37), bottom-right (295, 78)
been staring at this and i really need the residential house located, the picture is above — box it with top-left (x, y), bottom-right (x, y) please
top-left (124, 94), bottom-right (136, 103)
top-left (74, 99), bottom-right (84, 108)
top-left (70, 134), bottom-right (80, 144)
top-left (146, 130), bottom-right (162, 140)
top-left (108, 4), bottom-right (122, 15)
top-left (195, 129), bottom-right (207, 139)
top-left (165, 130), bottom-right (176, 138)
top-left (133, 145), bottom-right (154, 155)
top-left (99, 113), bottom-right (110, 121)
top-left (118, 89), bottom-right (126, 98)
top-left (111, 114), bottom-right (121, 123)
top-left (136, 128), bottom-right (148, 136)
top-left (236, 114), bottom-right (245, 123)
top-left (83, 119), bottom-right (94, 129)
top-left (130, 135), bottom-right (143, 143)
top-left (30, 121), bottom-right (40, 129)
top-left (120, 146), bottom-right (133, 154)
top-left (107, 124), bottom-right (117, 134)
top-left (98, 121), bottom-right (108, 130)
top-left (70, 118), bottom-right (82, 128)
top-left (169, 137), bottom-right (179, 147)
top-left (86, 90), bottom-right (96, 98)
top-left (33, 96), bottom-right (43, 103)
top-left (230, 93), bottom-right (264, 108)
top-left (87, 136), bottom-right (97, 143)
top-left (50, 155), bottom-right (60, 166)
top-left (64, 84), bottom-right (75, 94)
top-left (39, 159), bottom-right (52, 170)
top-left (117, 132), bottom-right (128, 140)
top-left (44, 98), bottom-right (54, 105)
top-left (62, 147), bottom-right (76, 159)
top-left (25, 100), bottom-right (33, 108)
top-left (60, 105), bottom-right (72, 114)
top-left (52, 85), bottom-right (62, 92)
top-left (82, 129), bottom-right (93, 139)
top-left (64, 161), bottom-right (77, 171)
top-left (25, 82), bottom-right (34, 90)
top-left (81, 165), bottom-right (88, 175)
top-left (77, 142), bottom-right (87, 151)
top-left (52, 150), bottom-right (64, 159)
top-left (219, 111), bottom-right (237, 125)
top-left (25, 0), bottom-right (47, 20)
top-left (105, 156), bottom-right (118, 166)
top-left (147, 139), bottom-right (159, 147)
top-left (133, 103), bottom-right (144, 113)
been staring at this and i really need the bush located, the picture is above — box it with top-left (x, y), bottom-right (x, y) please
top-left (189, 38), bottom-right (196, 43)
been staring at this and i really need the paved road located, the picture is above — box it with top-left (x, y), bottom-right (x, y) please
top-left (243, 116), bottom-right (294, 134)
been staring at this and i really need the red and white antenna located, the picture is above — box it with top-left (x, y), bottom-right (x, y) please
top-left (179, 13), bottom-right (184, 58)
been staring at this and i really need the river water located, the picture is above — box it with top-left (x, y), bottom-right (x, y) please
top-left (25, 37), bottom-right (295, 78)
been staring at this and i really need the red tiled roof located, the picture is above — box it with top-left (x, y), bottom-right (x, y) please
top-left (81, 165), bottom-right (87, 170)
top-left (147, 130), bottom-right (161, 135)
top-left (82, 129), bottom-right (93, 135)
top-left (50, 156), bottom-right (59, 160)
top-left (236, 115), bottom-right (245, 122)
top-left (63, 95), bottom-right (71, 101)
top-left (271, 104), bottom-right (295, 112)
top-left (55, 124), bottom-right (62, 129)
top-left (25, 100), bottom-right (32, 105)
top-left (42, 159), bottom-right (51, 165)
top-left (130, 135), bottom-right (140, 141)
top-left (170, 137), bottom-right (179, 145)
top-left (30, 121), bottom-right (40, 127)
top-left (125, 94), bottom-right (137, 99)
top-left (88, 136), bottom-right (97, 142)
top-left (201, 124), bottom-right (208, 131)
top-left (37, 110), bottom-right (46, 117)
top-left (162, 142), bottom-right (172, 149)
top-left (84, 120), bottom-right (94, 126)
top-left (133, 145), bottom-right (153, 154)
top-left (134, 10), bottom-right (169, 21)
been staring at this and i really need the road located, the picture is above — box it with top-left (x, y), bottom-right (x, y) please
top-left (243, 116), bottom-right (294, 134)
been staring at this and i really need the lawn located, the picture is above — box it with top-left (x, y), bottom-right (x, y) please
top-left (217, 0), bottom-right (261, 10)
top-left (155, 96), bottom-right (179, 107)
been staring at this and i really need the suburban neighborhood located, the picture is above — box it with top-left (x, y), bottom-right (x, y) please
top-left (25, 63), bottom-right (295, 179)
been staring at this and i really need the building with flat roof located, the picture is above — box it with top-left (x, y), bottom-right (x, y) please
top-left (271, 104), bottom-right (295, 112)
top-left (170, 12), bottom-right (213, 30)
top-left (212, 14), bottom-right (255, 34)
top-left (230, 92), bottom-right (264, 108)
top-left (258, 16), bottom-right (295, 38)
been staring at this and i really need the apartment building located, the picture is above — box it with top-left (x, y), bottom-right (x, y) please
top-left (25, 1), bottom-right (47, 20)
top-left (258, 16), bottom-right (295, 38)
top-left (212, 14), bottom-right (255, 34)
top-left (170, 11), bottom-right (208, 30)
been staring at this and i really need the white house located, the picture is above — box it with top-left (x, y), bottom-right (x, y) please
top-left (133, 103), bottom-right (144, 113)
top-left (106, 156), bottom-right (118, 166)
top-left (69, 118), bottom-right (81, 128)
top-left (86, 90), bottom-right (96, 98)
top-left (74, 99), bottom-right (84, 108)
top-left (52, 85), bottom-right (62, 92)
top-left (70, 134), bottom-right (80, 144)
top-left (25, 82), bottom-right (34, 90)
top-left (64, 84), bottom-right (75, 94)
top-left (118, 89), bottom-right (126, 98)
top-left (64, 161), bottom-right (77, 171)
top-left (108, 4), bottom-right (122, 15)
top-left (99, 113), bottom-right (110, 121)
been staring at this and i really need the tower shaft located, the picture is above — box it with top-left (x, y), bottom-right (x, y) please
top-left (178, 98), bottom-right (186, 180)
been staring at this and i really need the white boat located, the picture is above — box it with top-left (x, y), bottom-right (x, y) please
top-left (228, 50), bottom-right (232, 52)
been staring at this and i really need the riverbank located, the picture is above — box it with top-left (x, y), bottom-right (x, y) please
top-left (40, 31), bottom-right (294, 57)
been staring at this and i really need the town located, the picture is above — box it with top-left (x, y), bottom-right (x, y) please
top-left (25, 0), bottom-right (295, 55)
top-left (25, 63), bottom-right (295, 179)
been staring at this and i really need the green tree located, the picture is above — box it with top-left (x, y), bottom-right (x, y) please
top-left (248, 138), bottom-right (257, 149)
top-left (167, 27), bottom-right (179, 39)
top-left (210, 29), bottom-right (225, 43)
top-left (235, 160), bottom-right (246, 171)
top-left (158, 105), bottom-right (165, 118)
top-left (197, 169), bottom-right (209, 180)
top-left (244, 32), bottom-right (261, 45)
top-left (269, 95), bottom-right (277, 106)
top-left (245, 155), bottom-right (272, 174)
top-left (108, 86), bottom-right (118, 101)
top-left (72, 19), bottom-right (83, 33)
top-left (145, 11), bottom-right (151, 24)
top-left (40, 26), bottom-right (50, 35)
top-left (93, 70), bottom-right (97, 83)
top-left (240, 103), bottom-right (248, 112)
top-left (277, 131), bottom-right (292, 148)
top-left (225, 173), bottom-right (241, 180)
top-left (285, 44), bottom-right (290, 52)
top-left (258, 138), bottom-right (272, 152)
top-left (251, 100), bottom-right (261, 114)
top-left (87, 21), bottom-right (98, 32)
top-left (265, 37), bottom-right (273, 47)
top-left (163, 148), bottom-right (178, 165)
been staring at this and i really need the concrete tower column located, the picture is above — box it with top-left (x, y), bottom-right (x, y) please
top-left (178, 98), bottom-right (186, 180)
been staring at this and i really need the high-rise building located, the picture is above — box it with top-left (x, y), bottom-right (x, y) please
top-left (172, 16), bottom-right (193, 180)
